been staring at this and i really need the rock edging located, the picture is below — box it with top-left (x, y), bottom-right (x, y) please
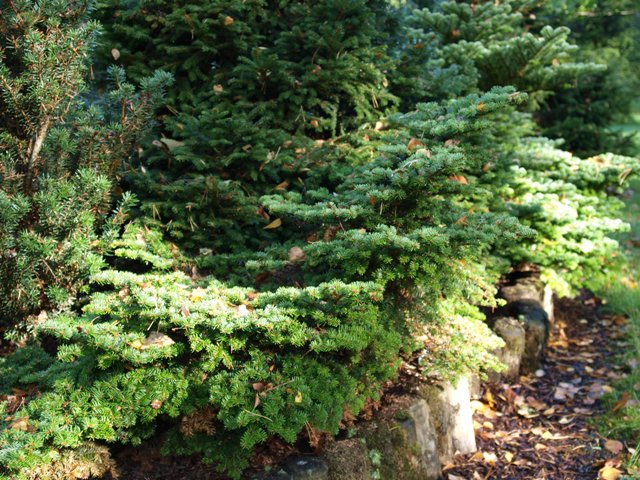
top-left (254, 273), bottom-right (553, 480)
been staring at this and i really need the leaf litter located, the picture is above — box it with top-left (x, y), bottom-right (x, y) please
top-left (445, 293), bottom-right (632, 480)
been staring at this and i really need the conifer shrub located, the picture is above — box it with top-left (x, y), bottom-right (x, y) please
top-left (399, 0), bottom-right (638, 293)
top-left (480, 135), bottom-right (636, 295)
top-left (0, 88), bottom-right (528, 479)
top-left (0, 0), bottom-right (172, 333)
top-left (0, 1), bottom-right (638, 479)
top-left (95, 0), bottom-right (399, 252)
top-left (401, 1), bottom-right (604, 107)
top-left (535, 0), bottom-right (640, 156)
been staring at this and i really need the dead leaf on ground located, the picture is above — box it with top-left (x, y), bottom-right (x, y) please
top-left (610, 392), bottom-right (629, 413)
top-left (599, 466), bottom-right (623, 480)
top-left (604, 439), bottom-right (625, 455)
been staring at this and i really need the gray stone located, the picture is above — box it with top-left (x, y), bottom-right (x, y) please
top-left (399, 400), bottom-right (441, 480)
top-left (360, 396), bottom-right (442, 480)
top-left (497, 275), bottom-right (551, 374)
top-left (500, 276), bottom-right (543, 304)
top-left (543, 284), bottom-right (554, 325)
top-left (519, 306), bottom-right (549, 373)
top-left (421, 376), bottom-right (477, 465)
top-left (250, 470), bottom-right (293, 480)
top-left (467, 374), bottom-right (481, 400)
top-left (285, 457), bottom-right (329, 480)
top-left (447, 377), bottom-right (476, 455)
top-left (490, 317), bottom-right (526, 382)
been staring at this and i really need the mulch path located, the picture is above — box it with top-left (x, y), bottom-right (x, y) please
top-left (444, 292), bottom-right (630, 480)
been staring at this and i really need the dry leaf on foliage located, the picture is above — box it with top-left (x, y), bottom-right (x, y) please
top-left (264, 218), bottom-right (282, 229)
top-left (407, 138), bottom-right (424, 151)
top-left (288, 246), bottom-right (306, 262)
top-left (448, 175), bottom-right (469, 184)
top-left (9, 417), bottom-right (30, 431)
top-left (275, 180), bottom-right (290, 190)
top-left (190, 287), bottom-right (206, 302)
top-left (142, 332), bottom-right (175, 349)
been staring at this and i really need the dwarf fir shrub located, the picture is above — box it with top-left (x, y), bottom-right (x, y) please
top-left (0, 89), bottom-right (525, 479)
top-left (482, 137), bottom-right (636, 295)
top-left (96, 0), bottom-right (399, 252)
top-left (401, 1), bottom-right (604, 107)
top-left (397, 0), bottom-right (637, 292)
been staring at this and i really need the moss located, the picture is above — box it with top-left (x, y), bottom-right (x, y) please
top-left (358, 398), bottom-right (424, 480)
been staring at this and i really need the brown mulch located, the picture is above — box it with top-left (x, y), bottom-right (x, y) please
top-left (444, 292), bottom-right (629, 480)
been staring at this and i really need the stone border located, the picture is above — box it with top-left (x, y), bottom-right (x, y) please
top-left (252, 273), bottom-right (553, 480)
top-left (495, 272), bottom-right (553, 373)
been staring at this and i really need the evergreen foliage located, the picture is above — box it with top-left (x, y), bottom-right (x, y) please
top-left (1, 88), bottom-right (523, 479)
top-left (0, 1), bottom-right (638, 478)
top-left (0, 226), bottom-right (400, 478)
top-left (0, 0), bottom-right (171, 332)
top-left (481, 134), bottom-right (636, 295)
top-left (534, 0), bottom-right (640, 155)
top-left (397, 0), bottom-right (637, 293)
top-left (96, 0), bottom-right (398, 252)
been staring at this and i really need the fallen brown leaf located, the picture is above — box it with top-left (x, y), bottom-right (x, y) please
top-left (599, 466), bottom-right (622, 480)
top-left (610, 392), bottom-right (629, 413)
top-left (604, 439), bottom-right (624, 455)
